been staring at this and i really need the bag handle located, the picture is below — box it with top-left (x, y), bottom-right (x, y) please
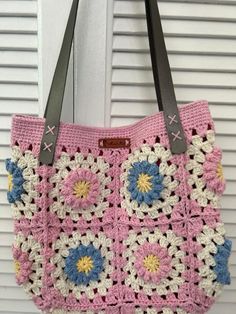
top-left (145, 0), bottom-right (187, 154)
top-left (39, 0), bottom-right (187, 165)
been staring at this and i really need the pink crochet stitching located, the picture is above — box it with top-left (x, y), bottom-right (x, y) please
top-left (7, 100), bottom-right (231, 314)
top-left (61, 168), bottom-right (100, 209)
top-left (203, 147), bottom-right (226, 195)
top-left (13, 246), bottom-right (32, 285)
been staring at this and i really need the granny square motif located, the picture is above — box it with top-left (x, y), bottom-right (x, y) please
top-left (6, 100), bottom-right (232, 314)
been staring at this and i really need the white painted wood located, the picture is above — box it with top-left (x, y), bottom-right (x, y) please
top-left (114, 18), bottom-right (236, 37)
top-left (0, 50), bottom-right (38, 66)
top-left (0, 67), bottom-right (38, 83)
top-left (113, 51), bottom-right (236, 72)
top-left (114, 1), bottom-right (236, 20)
top-left (0, 17), bottom-right (37, 33)
top-left (39, 0), bottom-right (73, 122)
top-left (0, 1), bottom-right (40, 313)
top-left (74, 0), bottom-right (110, 126)
top-left (113, 69), bottom-right (236, 87)
top-left (0, 1), bottom-right (37, 16)
top-left (113, 35), bottom-right (236, 54)
top-left (0, 33), bottom-right (37, 50)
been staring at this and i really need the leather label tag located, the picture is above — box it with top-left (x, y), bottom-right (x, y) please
top-left (99, 138), bottom-right (131, 149)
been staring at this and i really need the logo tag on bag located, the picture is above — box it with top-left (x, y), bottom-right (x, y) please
top-left (99, 138), bottom-right (131, 149)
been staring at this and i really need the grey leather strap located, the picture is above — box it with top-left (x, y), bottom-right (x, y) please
top-left (39, 0), bottom-right (79, 165)
top-left (145, 0), bottom-right (187, 154)
top-left (39, 0), bottom-right (187, 165)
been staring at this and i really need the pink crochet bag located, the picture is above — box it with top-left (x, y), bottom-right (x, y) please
top-left (6, 1), bottom-right (232, 313)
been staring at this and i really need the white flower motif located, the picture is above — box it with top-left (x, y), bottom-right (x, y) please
top-left (49, 152), bottom-right (111, 221)
top-left (10, 146), bottom-right (39, 219)
top-left (123, 228), bottom-right (185, 296)
top-left (51, 231), bottom-right (114, 300)
top-left (14, 233), bottom-right (43, 296)
top-left (196, 223), bottom-right (226, 297)
top-left (120, 144), bottom-right (179, 219)
top-left (186, 131), bottom-right (221, 208)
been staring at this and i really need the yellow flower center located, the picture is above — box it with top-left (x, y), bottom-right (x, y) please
top-left (137, 173), bottom-right (153, 193)
top-left (8, 174), bottom-right (13, 192)
top-left (73, 180), bottom-right (90, 199)
top-left (14, 260), bottom-right (21, 275)
top-left (143, 254), bottom-right (160, 273)
top-left (77, 256), bottom-right (94, 274)
top-left (216, 163), bottom-right (224, 181)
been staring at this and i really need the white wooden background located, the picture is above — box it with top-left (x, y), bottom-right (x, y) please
top-left (0, 0), bottom-right (236, 313)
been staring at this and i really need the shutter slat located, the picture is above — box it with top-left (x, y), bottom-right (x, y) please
top-left (112, 85), bottom-right (236, 103)
top-left (0, 51), bottom-right (38, 67)
top-left (0, 287), bottom-right (31, 301)
top-left (0, 67), bottom-right (38, 83)
top-left (111, 101), bottom-right (236, 120)
top-left (114, 1), bottom-right (236, 20)
top-left (0, 233), bottom-right (14, 247)
top-left (0, 17), bottom-right (37, 33)
top-left (0, 84), bottom-right (38, 99)
top-left (113, 52), bottom-right (236, 71)
top-left (0, 34), bottom-right (37, 50)
top-left (112, 69), bottom-right (236, 87)
top-left (0, 100), bottom-right (38, 115)
top-left (114, 17), bottom-right (236, 37)
top-left (0, 1), bottom-right (39, 310)
top-left (113, 35), bottom-right (236, 55)
top-left (0, 300), bottom-right (39, 313)
top-left (0, 1), bottom-right (37, 16)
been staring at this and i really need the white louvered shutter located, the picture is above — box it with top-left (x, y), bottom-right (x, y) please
top-left (0, 0), bottom-right (40, 313)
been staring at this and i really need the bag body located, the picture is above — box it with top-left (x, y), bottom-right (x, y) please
top-left (5, 0), bottom-right (231, 313)
top-left (7, 100), bottom-right (231, 313)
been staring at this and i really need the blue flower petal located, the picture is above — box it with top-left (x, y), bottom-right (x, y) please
top-left (7, 191), bottom-right (15, 203)
top-left (127, 160), bottom-right (164, 205)
top-left (152, 175), bottom-right (163, 184)
top-left (64, 245), bottom-right (104, 286)
top-left (5, 159), bottom-right (25, 204)
top-left (5, 159), bottom-right (16, 173)
top-left (131, 190), bottom-right (138, 200)
top-left (148, 163), bottom-right (159, 175)
top-left (12, 187), bottom-right (25, 201)
top-left (136, 192), bottom-right (144, 204)
top-left (143, 194), bottom-right (153, 205)
top-left (213, 238), bottom-right (232, 285)
top-left (151, 192), bottom-right (161, 200)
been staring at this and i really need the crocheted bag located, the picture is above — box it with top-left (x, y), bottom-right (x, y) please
top-left (6, 1), bottom-right (232, 313)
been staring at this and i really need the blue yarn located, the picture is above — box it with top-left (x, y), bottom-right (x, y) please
top-left (64, 244), bottom-right (104, 286)
top-left (213, 238), bottom-right (232, 285)
top-left (128, 160), bottom-right (164, 205)
top-left (5, 159), bottom-right (25, 204)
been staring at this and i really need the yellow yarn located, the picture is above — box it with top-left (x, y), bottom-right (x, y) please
top-left (73, 180), bottom-right (90, 199)
top-left (137, 173), bottom-right (152, 193)
top-left (8, 174), bottom-right (13, 192)
top-left (143, 254), bottom-right (160, 273)
top-left (14, 260), bottom-right (21, 275)
top-left (77, 256), bottom-right (94, 274)
top-left (216, 163), bottom-right (224, 181)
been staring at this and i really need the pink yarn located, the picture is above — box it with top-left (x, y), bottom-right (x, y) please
top-left (8, 100), bottom-right (229, 313)
top-left (12, 247), bottom-right (32, 285)
top-left (32, 211), bottom-right (60, 243)
top-left (203, 147), bottom-right (226, 195)
top-left (61, 168), bottom-right (100, 209)
top-left (134, 243), bottom-right (172, 284)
